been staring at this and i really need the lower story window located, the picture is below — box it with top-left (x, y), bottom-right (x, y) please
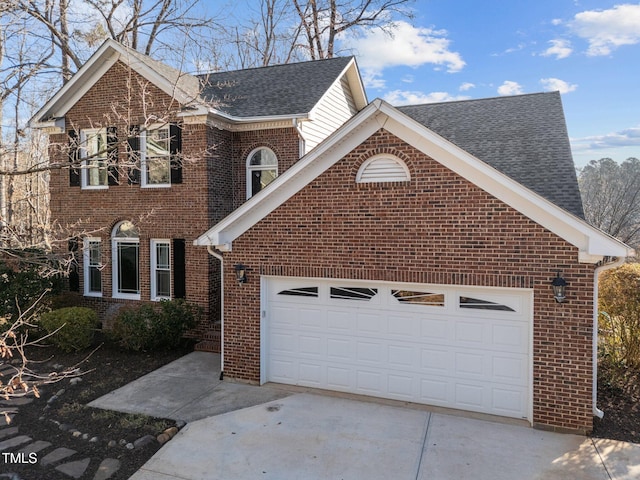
top-left (83, 238), bottom-right (101, 296)
top-left (112, 220), bottom-right (140, 299)
top-left (151, 240), bottom-right (171, 300)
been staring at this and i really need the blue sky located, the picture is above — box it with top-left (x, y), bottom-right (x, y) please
top-left (333, 1), bottom-right (640, 168)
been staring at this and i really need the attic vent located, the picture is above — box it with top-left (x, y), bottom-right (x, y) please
top-left (356, 155), bottom-right (410, 183)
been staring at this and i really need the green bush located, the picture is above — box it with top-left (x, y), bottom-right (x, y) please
top-left (40, 307), bottom-right (98, 352)
top-left (0, 254), bottom-right (63, 325)
top-left (599, 263), bottom-right (640, 370)
top-left (110, 300), bottom-right (201, 351)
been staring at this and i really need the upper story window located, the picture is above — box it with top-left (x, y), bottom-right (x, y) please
top-left (141, 125), bottom-right (171, 187)
top-left (356, 154), bottom-right (410, 184)
top-left (247, 147), bottom-right (278, 199)
top-left (112, 221), bottom-right (140, 300)
top-left (127, 123), bottom-right (182, 186)
top-left (80, 128), bottom-right (109, 188)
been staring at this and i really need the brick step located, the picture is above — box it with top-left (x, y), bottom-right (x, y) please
top-left (195, 324), bottom-right (221, 353)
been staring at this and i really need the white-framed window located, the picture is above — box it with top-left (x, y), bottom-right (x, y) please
top-left (83, 237), bottom-right (102, 297)
top-left (112, 221), bottom-right (140, 299)
top-left (356, 154), bottom-right (411, 183)
top-left (246, 147), bottom-right (278, 198)
top-left (151, 239), bottom-right (171, 300)
top-left (141, 124), bottom-right (171, 187)
top-left (80, 128), bottom-right (109, 189)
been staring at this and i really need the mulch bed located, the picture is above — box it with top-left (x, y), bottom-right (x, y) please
top-left (4, 339), bottom-right (193, 480)
top-left (592, 365), bottom-right (640, 443)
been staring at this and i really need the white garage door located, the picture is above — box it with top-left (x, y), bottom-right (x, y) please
top-left (264, 277), bottom-right (531, 420)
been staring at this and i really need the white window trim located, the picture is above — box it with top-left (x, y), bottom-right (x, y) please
top-left (83, 237), bottom-right (102, 297)
top-left (151, 239), bottom-right (171, 301)
top-left (356, 154), bottom-right (411, 183)
top-left (246, 147), bottom-right (278, 199)
top-left (80, 128), bottom-right (109, 190)
top-left (140, 123), bottom-right (172, 189)
top-left (112, 222), bottom-right (141, 300)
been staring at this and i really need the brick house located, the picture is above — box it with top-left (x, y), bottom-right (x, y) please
top-left (33, 40), bottom-right (633, 433)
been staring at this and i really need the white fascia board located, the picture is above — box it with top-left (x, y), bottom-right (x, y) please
top-left (376, 101), bottom-right (633, 260)
top-left (30, 39), bottom-right (203, 128)
top-left (194, 101), bottom-right (383, 247)
top-left (30, 42), bottom-right (120, 128)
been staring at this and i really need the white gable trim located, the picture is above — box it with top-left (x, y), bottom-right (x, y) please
top-left (196, 98), bottom-right (633, 261)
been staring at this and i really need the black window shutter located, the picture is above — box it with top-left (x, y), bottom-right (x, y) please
top-left (169, 123), bottom-right (182, 184)
top-left (107, 126), bottom-right (119, 185)
top-left (68, 130), bottom-right (80, 187)
top-left (173, 239), bottom-right (186, 299)
top-left (127, 125), bottom-right (140, 184)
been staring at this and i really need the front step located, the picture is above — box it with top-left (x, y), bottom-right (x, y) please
top-left (194, 323), bottom-right (221, 353)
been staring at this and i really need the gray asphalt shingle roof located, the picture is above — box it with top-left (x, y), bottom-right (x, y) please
top-left (397, 92), bottom-right (585, 219)
top-left (198, 57), bottom-right (353, 118)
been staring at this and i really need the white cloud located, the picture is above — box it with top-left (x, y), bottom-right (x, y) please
top-left (497, 81), bottom-right (524, 96)
top-left (540, 77), bottom-right (578, 94)
top-left (459, 82), bottom-right (475, 91)
top-left (340, 20), bottom-right (465, 74)
top-left (542, 39), bottom-right (573, 59)
top-left (361, 70), bottom-right (387, 90)
top-left (570, 4), bottom-right (640, 56)
top-left (383, 90), bottom-right (470, 106)
top-left (572, 126), bottom-right (640, 151)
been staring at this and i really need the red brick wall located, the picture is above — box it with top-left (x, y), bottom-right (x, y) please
top-left (231, 128), bottom-right (300, 208)
top-left (48, 62), bottom-right (219, 333)
top-left (221, 129), bottom-right (596, 434)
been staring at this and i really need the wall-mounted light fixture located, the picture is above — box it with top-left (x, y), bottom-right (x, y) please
top-left (234, 263), bottom-right (247, 285)
top-left (551, 271), bottom-right (567, 303)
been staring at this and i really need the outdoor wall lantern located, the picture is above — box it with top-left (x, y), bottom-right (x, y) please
top-left (551, 271), bottom-right (567, 303)
top-left (234, 263), bottom-right (248, 285)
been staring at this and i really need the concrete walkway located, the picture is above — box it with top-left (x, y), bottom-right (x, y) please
top-left (90, 352), bottom-right (640, 480)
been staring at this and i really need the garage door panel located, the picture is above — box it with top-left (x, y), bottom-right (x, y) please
top-left (327, 337), bottom-right (353, 360)
top-left (455, 351), bottom-right (486, 377)
top-left (357, 341), bottom-right (384, 364)
top-left (356, 370), bottom-right (383, 394)
top-left (327, 310), bottom-right (355, 332)
top-left (299, 308), bottom-right (324, 330)
top-left (266, 278), bottom-right (531, 420)
top-left (421, 348), bottom-right (451, 373)
top-left (388, 344), bottom-right (415, 367)
top-left (299, 335), bottom-right (323, 357)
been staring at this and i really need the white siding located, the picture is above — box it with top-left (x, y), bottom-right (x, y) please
top-left (302, 77), bottom-right (358, 154)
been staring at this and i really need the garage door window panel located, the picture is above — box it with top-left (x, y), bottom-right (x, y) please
top-left (459, 296), bottom-right (515, 312)
top-left (330, 287), bottom-right (378, 301)
top-left (278, 287), bottom-right (319, 298)
top-left (392, 290), bottom-right (445, 306)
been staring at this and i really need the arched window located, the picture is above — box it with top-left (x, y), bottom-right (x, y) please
top-left (356, 154), bottom-right (411, 183)
top-left (112, 221), bottom-right (140, 299)
top-left (246, 147), bottom-right (278, 198)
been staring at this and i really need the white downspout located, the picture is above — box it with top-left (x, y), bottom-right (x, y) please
top-left (207, 246), bottom-right (224, 378)
top-left (592, 256), bottom-right (625, 418)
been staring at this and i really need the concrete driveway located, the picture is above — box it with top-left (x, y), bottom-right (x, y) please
top-left (89, 352), bottom-right (640, 480)
top-left (128, 393), bottom-right (640, 480)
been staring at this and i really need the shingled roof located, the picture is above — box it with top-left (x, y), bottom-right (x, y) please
top-left (397, 92), bottom-right (585, 219)
top-left (198, 57), bottom-right (355, 118)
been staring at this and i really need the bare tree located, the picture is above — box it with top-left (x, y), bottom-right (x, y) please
top-left (292, 0), bottom-right (414, 59)
top-left (579, 157), bottom-right (640, 251)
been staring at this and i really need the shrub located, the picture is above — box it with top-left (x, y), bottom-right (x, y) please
top-left (599, 263), bottom-right (640, 370)
top-left (40, 307), bottom-right (98, 352)
top-left (0, 254), bottom-right (63, 325)
top-left (109, 300), bottom-right (201, 351)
